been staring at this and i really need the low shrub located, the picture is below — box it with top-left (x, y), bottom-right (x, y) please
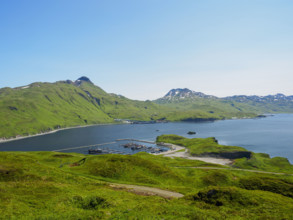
top-left (73, 195), bottom-right (109, 210)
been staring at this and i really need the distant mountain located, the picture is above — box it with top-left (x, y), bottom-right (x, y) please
top-left (223, 93), bottom-right (293, 113)
top-left (159, 88), bottom-right (216, 101)
top-left (158, 88), bottom-right (293, 103)
top-left (224, 93), bottom-right (293, 103)
top-left (154, 88), bottom-right (257, 118)
top-left (155, 88), bottom-right (293, 114)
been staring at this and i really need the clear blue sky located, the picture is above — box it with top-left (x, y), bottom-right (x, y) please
top-left (1, 0), bottom-right (293, 100)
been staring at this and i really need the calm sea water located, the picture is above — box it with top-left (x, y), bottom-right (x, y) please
top-left (0, 114), bottom-right (292, 163)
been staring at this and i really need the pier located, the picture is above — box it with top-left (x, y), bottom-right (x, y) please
top-left (116, 139), bottom-right (173, 148)
top-left (116, 138), bottom-right (156, 144)
top-left (88, 147), bottom-right (125, 155)
top-left (53, 142), bottom-right (116, 152)
top-left (52, 138), bottom-right (170, 155)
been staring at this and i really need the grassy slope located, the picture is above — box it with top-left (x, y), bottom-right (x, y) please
top-left (1, 151), bottom-right (293, 219)
top-left (79, 82), bottom-right (170, 121)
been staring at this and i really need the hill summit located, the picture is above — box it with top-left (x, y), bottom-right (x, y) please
top-left (75, 76), bottom-right (93, 86)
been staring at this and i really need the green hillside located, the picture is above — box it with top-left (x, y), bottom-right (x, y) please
top-left (0, 81), bottom-right (113, 138)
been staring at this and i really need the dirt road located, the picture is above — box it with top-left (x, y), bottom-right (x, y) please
top-left (158, 145), bottom-right (233, 165)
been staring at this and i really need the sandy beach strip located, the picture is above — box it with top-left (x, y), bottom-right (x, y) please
top-left (0, 122), bottom-right (120, 144)
top-left (154, 144), bottom-right (233, 166)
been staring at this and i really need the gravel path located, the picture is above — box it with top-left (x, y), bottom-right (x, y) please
top-left (109, 183), bottom-right (184, 199)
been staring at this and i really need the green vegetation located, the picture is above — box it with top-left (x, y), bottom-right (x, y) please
top-left (0, 151), bottom-right (293, 219)
top-left (157, 134), bottom-right (248, 155)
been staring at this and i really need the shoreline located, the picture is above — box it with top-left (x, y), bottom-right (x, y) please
top-left (0, 122), bottom-right (121, 144)
top-left (153, 144), bottom-right (233, 166)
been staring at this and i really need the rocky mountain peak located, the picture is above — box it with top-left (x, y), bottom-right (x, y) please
top-left (163, 88), bottom-right (215, 100)
top-left (75, 76), bottom-right (93, 86)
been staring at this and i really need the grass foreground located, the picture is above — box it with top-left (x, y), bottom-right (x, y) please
top-left (1, 143), bottom-right (293, 219)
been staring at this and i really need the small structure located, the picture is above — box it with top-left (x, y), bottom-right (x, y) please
top-left (187, 131), bottom-right (196, 135)
top-left (88, 148), bottom-right (103, 154)
top-left (123, 142), bottom-right (148, 150)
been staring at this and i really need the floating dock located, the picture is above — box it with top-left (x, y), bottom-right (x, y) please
top-left (116, 138), bottom-right (156, 144)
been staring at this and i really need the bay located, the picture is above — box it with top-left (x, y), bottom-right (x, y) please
top-left (0, 114), bottom-right (292, 163)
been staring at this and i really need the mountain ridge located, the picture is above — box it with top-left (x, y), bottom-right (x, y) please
top-left (158, 88), bottom-right (293, 102)
top-left (1, 77), bottom-right (292, 138)
top-left (156, 87), bottom-right (293, 113)
top-left (5, 80), bottom-right (293, 103)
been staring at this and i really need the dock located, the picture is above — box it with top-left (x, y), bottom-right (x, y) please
top-left (116, 138), bottom-right (156, 144)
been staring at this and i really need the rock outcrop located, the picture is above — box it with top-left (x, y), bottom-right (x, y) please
top-left (200, 151), bottom-right (252, 160)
